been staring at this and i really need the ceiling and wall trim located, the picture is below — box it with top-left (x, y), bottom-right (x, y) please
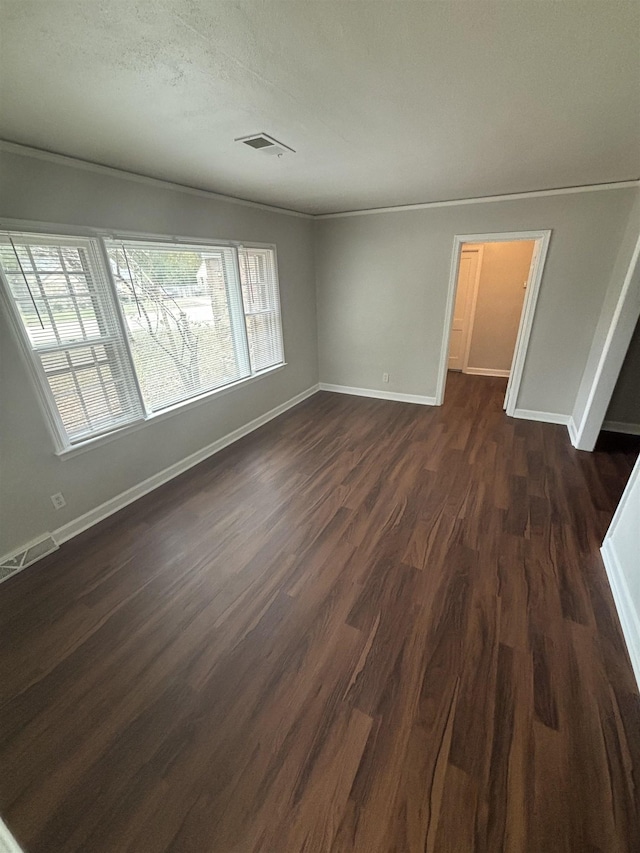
top-left (463, 367), bottom-right (511, 378)
top-left (602, 420), bottom-right (640, 436)
top-left (0, 140), bottom-right (314, 220)
top-left (512, 409), bottom-right (571, 427)
top-left (0, 382), bottom-right (321, 573)
top-left (318, 383), bottom-right (436, 406)
top-left (2, 140), bottom-right (638, 221)
top-left (315, 180), bottom-right (640, 219)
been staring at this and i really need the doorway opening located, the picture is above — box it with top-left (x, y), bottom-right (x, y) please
top-left (595, 315), bottom-right (640, 458)
top-left (437, 230), bottom-right (551, 415)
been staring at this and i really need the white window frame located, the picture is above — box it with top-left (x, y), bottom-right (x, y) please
top-left (238, 245), bottom-right (285, 373)
top-left (0, 233), bottom-right (146, 451)
top-left (0, 220), bottom-right (286, 457)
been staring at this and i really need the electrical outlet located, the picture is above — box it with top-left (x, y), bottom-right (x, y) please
top-left (382, 372), bottom-right (390, 383)
top-left (50, 492), bottom-right (66, 510)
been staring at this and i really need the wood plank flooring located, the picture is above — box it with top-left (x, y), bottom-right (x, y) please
top-left (1, 372), bottom-right (638, 852)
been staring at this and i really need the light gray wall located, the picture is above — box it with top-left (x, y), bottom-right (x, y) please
top-left (466, 240), bottom-right (534, 373)
top-left (605, 318), bottom-right (640, 427)
top-left (572, 192), bottom-right (640, 430)
top-left (0, 149), bottom-right (318, 556)
top-left (315, 189), bottom-right (638, 412)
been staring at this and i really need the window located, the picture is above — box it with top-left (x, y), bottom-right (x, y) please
top-left (0, 234), bottom-right (142, 444)
top-left (0, 230), bottom-right (285, 451)
top-left (239, 247), bottom-right (283, 373)
top-left (104, 240), bottom-right (250, 412)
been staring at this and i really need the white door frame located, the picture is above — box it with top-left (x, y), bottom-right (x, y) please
top-left (436, 229), bottom-right (552, 415)
top-left (570, 233), bottom-right (640, 450)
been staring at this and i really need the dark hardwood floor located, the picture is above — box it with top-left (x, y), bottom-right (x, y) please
top-left (1, 372), bottom-right (639, 852)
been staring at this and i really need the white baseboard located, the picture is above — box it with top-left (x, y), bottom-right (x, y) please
top-left (568, 416), bottom-right (640, 452)
top-left (512, 408), bottom-right (570, 426)
top-left (0, 534), bottom-right (59, 585)
top-left (0, 818), bottom-right (24, 853)
top-left (602, 420), bottom-right (640, 436)
top-left (0, 385), bottom-right (320, 568)
top-left (601, 538), bottom-right (640, 691)
top-left (319, 383), bottom-right (436, 406)
top-left (569, 411), bottom-right (595, 451)
top-left (463, 367), bottom-right (510, 378)
top-left (53, 383), bottom-right (319, 545)
top-left (0, 385), bottom-right (320, 564)
top-left (567, 416), bottom-right (579, 447)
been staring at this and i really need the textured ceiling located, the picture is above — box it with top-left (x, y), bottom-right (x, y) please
top-left (0, 1), bottom-right (638, 214)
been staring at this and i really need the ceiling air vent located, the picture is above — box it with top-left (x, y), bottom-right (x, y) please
top-left (235, 133), bottom-right (295, 157)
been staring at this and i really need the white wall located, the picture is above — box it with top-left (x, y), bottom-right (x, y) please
top-left (315, 188), bottom-right (639, 413)
top-left (466, 240), bottom-right (534, 373)
top-left (602, 457), bottom-right (640, 689)
top-left (0, 148), bottom-right (318, 557)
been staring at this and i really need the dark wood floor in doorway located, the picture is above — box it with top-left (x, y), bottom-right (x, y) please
top-left (1, 372), bottom-right (638, 853)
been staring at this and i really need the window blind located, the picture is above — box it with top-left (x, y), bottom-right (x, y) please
top-left (0, 233), bottom-right (142, 445)
top-left (238, 247), bottom-right (284, 372)
top-left (105, 240), bottom-right (254, 412)
top-left (0, 231), bottom-right (285, 451)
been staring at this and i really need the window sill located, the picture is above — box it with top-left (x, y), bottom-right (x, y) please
top-left (56, 363), bottom-right (287, 459)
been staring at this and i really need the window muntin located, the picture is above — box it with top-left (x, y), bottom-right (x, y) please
top-left (238, 247), bottom-right (284, 373)
top-left (0, 231), bottom-right (285, 451)
top-left (0, 234), bottom-right (143, 443)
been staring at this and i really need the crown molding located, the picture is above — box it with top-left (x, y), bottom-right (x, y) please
top-left (0, 140), bottom-right (313, 219)
top-left (314, 179), bottom-right (640, 219)
top-left (2, 139), bottom-right (638, 221)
